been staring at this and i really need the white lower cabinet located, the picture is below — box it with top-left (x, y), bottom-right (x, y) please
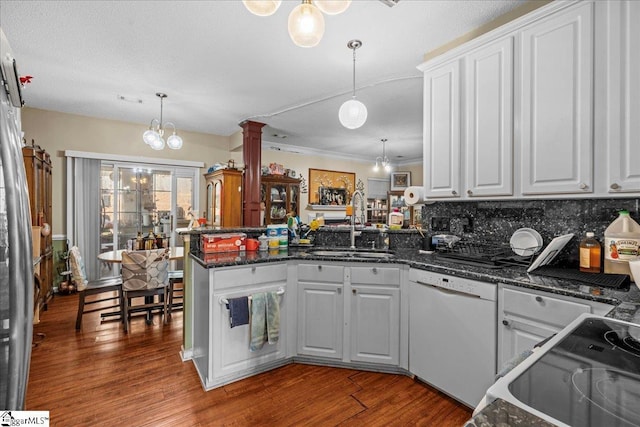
top-left (297, 263), bottom-right (401, 366)
top-left (350, 266), bottom-right (400, 366)
top-left (497, 284), bottom-right (613, 368)
top-left (192, 262), bottom-right (289, 390)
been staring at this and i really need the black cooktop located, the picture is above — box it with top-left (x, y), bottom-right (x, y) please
top-left (509, 317), bottom-right (640, 427)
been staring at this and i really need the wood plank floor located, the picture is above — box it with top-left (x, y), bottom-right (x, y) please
top-left (27, 292), bottom-right (472, 426)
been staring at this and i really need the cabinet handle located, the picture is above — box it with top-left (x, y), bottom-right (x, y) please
top-left (251, 266), bottom-right (256, 273)
top-left (502, 320), bottom-right (510, 326)
top-left (467, 190), bottom-right (472, 195)
top-left (610, 183), bottom-right (620, 190)
top-left (451, 190), bottom-right (458, 196)
top-left (535, 296), bottom-right (543, 303)
top-left (317, 265), bottom-right (322, 271)
top-left (337, 288), bottom-right (341, 295)
top-left (579, 183), bottom-right (588, 190)
top-left (372, 267), bottom-right (378, 274)
top-left (352, 289), bottom-right (357, 294)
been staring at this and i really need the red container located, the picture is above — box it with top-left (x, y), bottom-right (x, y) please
top-left (246, 239), bottom-right (259, 251)
top-left (201, 233), bottom-right (247, 253)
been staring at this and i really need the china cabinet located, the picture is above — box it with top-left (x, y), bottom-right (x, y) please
top-left (205, 169), bottom-right (243, 227)
top-left (260, 175), bottom-right (300, 225)
top-left (22, 142), bottom-right (53, 314)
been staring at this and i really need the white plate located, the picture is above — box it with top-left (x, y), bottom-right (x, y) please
top-left (510, 228), bottom-right (543, 256)
top-left (527, 233), bottom-right (575, 273)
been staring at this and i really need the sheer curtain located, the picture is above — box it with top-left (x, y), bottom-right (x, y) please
top-left (67, 157), bottom-right (101, 281)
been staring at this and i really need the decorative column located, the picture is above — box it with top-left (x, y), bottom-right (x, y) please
top-left (240, 120), bottom-right (265, 226)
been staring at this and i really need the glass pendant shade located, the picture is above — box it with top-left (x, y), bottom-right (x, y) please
top-left (143, 129), bottom-right (159, 145)
top-left (314, 0), bottom-right (351, 15)
top-left (149, 135), bottom-right (165, 151)
top-left (243, 0), bottom-right (282, 16)
top-left (288, 2), bottom-right (325, 48)
top-left (166, 133), bottom-right (183, 150)
top-left (339, 98), bottom-right (368, 129)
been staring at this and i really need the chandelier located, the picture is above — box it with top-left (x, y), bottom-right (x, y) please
top-left (242, 0), bottom-right (351, 48)
top-left (339, 39), bottom-right (367, 129)
top-left (373, 139), bottom-right (391, 172)
top-left (142, 92), bottom-right (183, 150)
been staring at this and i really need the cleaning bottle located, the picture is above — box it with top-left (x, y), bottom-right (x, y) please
top-left (579, 232), bottom-right (601, 273)
top-left (604, 210), bottom-right (640, 278)
top-left (389, 208), bottom-right (403, 228)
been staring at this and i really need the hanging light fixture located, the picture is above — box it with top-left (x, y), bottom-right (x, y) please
top-left (339, 39), bottom-right (367, 129)
top-left (242, 0), bottom-right (282, 16)
top-left (288, 1), bottom-right (325, 48)
top-left (373, 139), bottom-right (391, 172)
top-left (142, 93), bottom-right (183, 151)
top-left (243, 1), bottom-right (350, 48)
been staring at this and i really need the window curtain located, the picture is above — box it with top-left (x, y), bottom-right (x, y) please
top-left (69, 157), bottom-right (101, 281)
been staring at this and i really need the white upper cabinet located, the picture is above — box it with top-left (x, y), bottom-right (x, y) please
top-left (603, 0), bottom-right (640, 194)
top-left (519, 2), bottom-right (594, 195)
top-left (423, 59), bottom-right (461, 199)
top-left (465, 36), bottom-right (514, 197)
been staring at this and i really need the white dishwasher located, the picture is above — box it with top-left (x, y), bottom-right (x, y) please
top-left (409, 269), bottom-right (497, 408)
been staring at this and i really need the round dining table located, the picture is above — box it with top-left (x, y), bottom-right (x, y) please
top-left (97, 247), bottom-right (184, 263)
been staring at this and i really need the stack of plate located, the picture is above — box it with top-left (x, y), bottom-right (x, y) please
top-left (510, 228), bottom-right (543, 256)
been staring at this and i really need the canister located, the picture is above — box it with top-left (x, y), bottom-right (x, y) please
top-left (258, 234), bottom-right (269, 251)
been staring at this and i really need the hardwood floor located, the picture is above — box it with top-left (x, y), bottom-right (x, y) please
top-left (27, 292), bottom-right (472, 426)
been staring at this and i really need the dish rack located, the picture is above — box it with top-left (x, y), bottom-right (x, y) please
top-left (434, 240), bottom-right (538, 268)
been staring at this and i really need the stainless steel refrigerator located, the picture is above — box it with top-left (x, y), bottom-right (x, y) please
top-left (1, 27), bottom-right (33, 410)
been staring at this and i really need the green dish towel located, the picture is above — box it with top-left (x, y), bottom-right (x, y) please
top-left (249, 291), bottom-right (281, 351)
top-left (250, 293), bottom-right (266, 351)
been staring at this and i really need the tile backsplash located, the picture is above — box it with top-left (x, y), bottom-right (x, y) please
top-left (422, 198), bottom-right (640, 265)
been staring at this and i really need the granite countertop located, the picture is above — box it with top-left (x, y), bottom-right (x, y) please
top-left (464, 398), bottom-right (556, 427)
top-left (189, 246), bottom-right (640, 322)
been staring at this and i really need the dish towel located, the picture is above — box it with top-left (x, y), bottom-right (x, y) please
top-left (266, 291), bottom-right (280, 345)
top-left (227, 296), bottom-right (249, 328)
top-left (250, 293), bottom-right (267, 351)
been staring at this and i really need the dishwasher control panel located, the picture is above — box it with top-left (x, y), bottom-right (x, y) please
top-left (409, 268), bottom-right (497, 301)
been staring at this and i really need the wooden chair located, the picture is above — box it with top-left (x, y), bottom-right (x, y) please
top-left (120, 248), bottom-right (170, 333)
top-left (167, 270), bottom-right (184, 317)
top-left (69, 246), bottom-right (123, 330)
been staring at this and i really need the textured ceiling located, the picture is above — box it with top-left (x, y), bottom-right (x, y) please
top-left (0, 0), bottom-right (524, 163)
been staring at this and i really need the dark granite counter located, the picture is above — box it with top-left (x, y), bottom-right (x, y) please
top-left (464, 398), bottom-right (556, 427)
top-left (188, 245), bottom-right (640, 322)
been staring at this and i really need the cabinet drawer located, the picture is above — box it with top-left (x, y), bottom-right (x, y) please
top-left (502, 287), bottom-right (590, 328)
top-left (214, 263), bottom-right (287, 289)
top-left (351, 266), bottom-right (400, 286)
top-left (298, 263), bottom-right (344, 283)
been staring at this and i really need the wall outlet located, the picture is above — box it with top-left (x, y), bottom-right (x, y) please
top-left (431, 217), bottom-right (450, 232)
top-left (461, 216), bottom-right (473, 233)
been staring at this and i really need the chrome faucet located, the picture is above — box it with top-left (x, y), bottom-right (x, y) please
top-left (350, 190), bottom-right (365, 250)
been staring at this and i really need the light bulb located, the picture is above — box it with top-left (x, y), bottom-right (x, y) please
top-left (314, 0), bottom-right (351, 15)
top-left (143, 129), bottom-right (159, 145)
top-left (384, 163), bottom-right (392, 173)
top-left (339, 98), bottom-right (368, 129)
top-left (167, 133), bottom-right (183, 150)
top-left (373, 162), bottom-right (380, 172)
top-left (243, 0), bottom-right (281, 16)
top-left (288, 2), bottom-right (325, 48)
top-left (149, 135), bottom-right (165, 150)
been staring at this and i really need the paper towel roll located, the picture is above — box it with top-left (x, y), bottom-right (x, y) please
top-left (404, 186), bottom-right (430, 205)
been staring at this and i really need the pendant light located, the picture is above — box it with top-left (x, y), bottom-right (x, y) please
top-left (143, 93), bottom-right (183, 151)
top-left (314, 0), bottom-right (351, 15)
top-left (373, 138), bottom-right (391, 172)
top-left (339, 39), bottom-right (367, 129)
top-left (242, 0), bottom-right (282, 16)
top-left (288, 1), bottom-right (325, 48)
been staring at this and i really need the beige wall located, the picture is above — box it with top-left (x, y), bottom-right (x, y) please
top-left (21, 108), bottom-right (424, 234)
top-left (21, 108), bottom-right (231, 235)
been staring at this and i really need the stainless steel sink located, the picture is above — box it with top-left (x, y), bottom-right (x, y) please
top-left (308, 250), bottom-right (396, 259)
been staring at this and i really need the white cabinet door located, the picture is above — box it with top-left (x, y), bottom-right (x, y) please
top-left (423, 59), bottom-right (461, 199)
top-left (297, 281), bottom-right (344, 359)
top-left (349, 285), bottom-right (400, 366)
top-left (520, 2), bottom-right (594, 195)
top-left (465, 36), bottom-right (514, 197)
top-left (497, 285), bottom-right (613, 368)
top-left (605, 0), bottom-right (640, 194)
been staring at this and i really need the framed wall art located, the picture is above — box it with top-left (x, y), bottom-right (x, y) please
top-left (390, 171), bottom-right (411, 191)
top-left (308, 168), bottom-right (355, 206)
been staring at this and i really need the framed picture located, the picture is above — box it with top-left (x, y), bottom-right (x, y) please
top-left (391, 171), bottom-right (411, 191)
top-left (308, 168), bottom-right (356, 205)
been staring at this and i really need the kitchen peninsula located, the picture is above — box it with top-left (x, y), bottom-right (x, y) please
top-left (180, 226), bottom-right (640, 419)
